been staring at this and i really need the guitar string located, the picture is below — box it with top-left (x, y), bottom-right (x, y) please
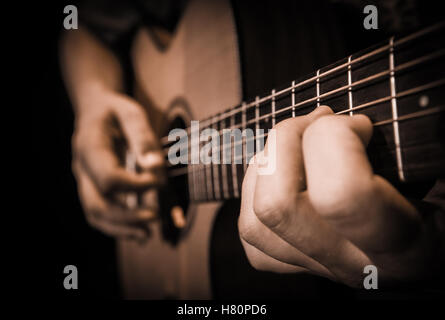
top-left (167, 77), bottom-right (445, 171)
top-left (164, 76), bottom-right (445, 159)
top-left (130, 22), bottom-right (445, 190)
top-left (186, 22), bottom-right (444, 131)
top-left (166, 104), bottom-right (445, 178)
top-left (161, 46), bottom-right (445, 147)
top-left (166, 76), bottom-right (445, 188)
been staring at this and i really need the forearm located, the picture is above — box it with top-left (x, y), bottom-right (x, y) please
top-left (59, 28), bottom-right (124, 113)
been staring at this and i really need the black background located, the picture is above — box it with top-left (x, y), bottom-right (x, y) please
top-left (32, 1), bottom-right (121, 298)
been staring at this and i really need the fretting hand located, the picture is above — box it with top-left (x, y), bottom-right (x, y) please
top-left (238, 106), bottom-right (445, 287)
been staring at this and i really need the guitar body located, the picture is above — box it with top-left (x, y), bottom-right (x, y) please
top-left (117, 0), bottom-right (241, 299)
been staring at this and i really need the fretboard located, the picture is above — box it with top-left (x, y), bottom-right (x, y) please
top-left (164, 22), bottom-right (445, 202)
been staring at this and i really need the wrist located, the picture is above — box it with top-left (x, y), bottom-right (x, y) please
top-left (73, 83), bottom-right (120, 119)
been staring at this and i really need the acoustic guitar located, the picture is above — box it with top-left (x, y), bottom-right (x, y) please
top-left (117, 0), bottom-right (445, 298)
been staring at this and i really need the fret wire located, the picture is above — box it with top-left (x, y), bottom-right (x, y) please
top-left (389, 37), bottom-right (405, 181)
top-left (205, 117), bottom-right (215, 199)
top-left (271, 89), bottom-right (276, 126)
top-left (347, 55), bottom-right (353, 116)
top-left (255, 96), bottom-right (260, 152)
top-left (220, 113), bottom-right (227, 199)
top-left (161, 43), bottom-right (445, 146)
top-left (316, 70), bottom-right (320, 107)
top-left (203, 144), bottom-right (208, 200)
top-left (164, 78), bottom-right (445, 163)
top-left (213, 114), bottom-right (221, 199)
top-left (220, 114), bottom-right (230, 199)
top-left (230, 109), bottom-right (239, 198)
top-left (242, 102), bottom-right (247, 172)
top-left (291, 80), bottom-right (296, 117)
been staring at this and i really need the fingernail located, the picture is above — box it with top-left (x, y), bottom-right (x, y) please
top-left (138, 152), bottom-right (164, 169)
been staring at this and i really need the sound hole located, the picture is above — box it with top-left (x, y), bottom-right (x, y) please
top-left (159, 116), bottom-right (191, 246)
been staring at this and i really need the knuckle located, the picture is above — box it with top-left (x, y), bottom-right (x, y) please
top-left (302, 115), bottom-right (339, 149)
top-left (253, 188), bottom-right (292, 229)
top-left (121, 100), bottom-right (145, 120)
top-left (316, 105), bottom-right (334, 113)
top-left (237, 214), bottom-right (257, 244)
top-left (237, 216), bottom-right (250, 242)
top-left (353, 113), bottom-right (372, 124)
top-left (123, 106), bottom-right (141, 120)
top-left (309, 105), bottom-right (334, 119)
top-left (272, 117), bottom-right (299, 132)
top-left (305, 115), bottom-right (337, 137)
top-left (246, 254), bottom-right (269, 272)
top-left (241, 241), bottom-right (270, 272)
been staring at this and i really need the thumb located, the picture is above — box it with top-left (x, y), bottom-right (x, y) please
top-left (112, 95), bottom-right (164, 170)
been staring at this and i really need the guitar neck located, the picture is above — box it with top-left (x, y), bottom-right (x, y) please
top-left (164, 22), bottom-right (445, 202)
